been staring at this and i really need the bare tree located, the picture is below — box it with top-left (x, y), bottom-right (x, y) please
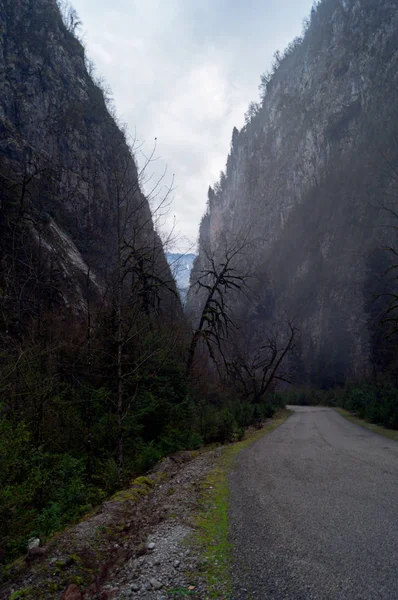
top-left (186, 238), bottom-right (252, 377)
top-left (226, 322), bottom-right (297, 403)
top-left (99, 134), bottom-right (178, 474)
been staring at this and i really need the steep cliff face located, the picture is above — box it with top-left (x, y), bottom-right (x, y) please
top-left (0, 0), bottom-right (175, 316)
top-left (190, 0), bottom-right (398, 386)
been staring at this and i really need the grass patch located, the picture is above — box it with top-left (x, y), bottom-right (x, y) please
top-left (191, 409), bottom-right (292, 599)
top-left (335, 408), bottom-right (398, 442)
top-left (167, 588), bottom-right (196, 598)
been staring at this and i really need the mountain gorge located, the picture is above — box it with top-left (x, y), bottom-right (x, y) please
top-left (189, 0), bottom-right (398, 387)
top-left (2, 0), bottom-right (398, 592)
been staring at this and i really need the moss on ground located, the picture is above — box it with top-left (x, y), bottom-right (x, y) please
top-left (9, 582), bottom-right (63, 600)
top-left (133, 476), bottom-right (154, 487)
top-left (191, 410), bottom-right (292, 599)
top-left (9, 590), bottom-right (35, 600)
top-left (335, 408), bottom-right (398, 442)
top-left (111, 475), bottom-right (155, 503)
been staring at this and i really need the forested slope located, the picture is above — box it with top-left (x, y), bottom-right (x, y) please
top-left (0, 0), bottom-right (183, 565)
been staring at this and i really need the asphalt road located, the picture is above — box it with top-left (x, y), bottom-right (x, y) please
top-left (229, 407), bottom-right (398, 599)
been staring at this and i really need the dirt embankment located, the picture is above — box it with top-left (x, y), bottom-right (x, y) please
top-left (2, 414), bottom-right (290, 600)
top-left (2, 447), bottom-right (223, 600)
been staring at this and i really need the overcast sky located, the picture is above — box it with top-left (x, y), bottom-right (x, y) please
top-left (72, 0), bottom-right (313, 252)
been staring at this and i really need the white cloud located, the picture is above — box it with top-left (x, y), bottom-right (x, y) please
top-left (73, 0), bottom-right (313, 250)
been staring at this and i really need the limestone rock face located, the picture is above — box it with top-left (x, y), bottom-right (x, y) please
top-left (189, 0), bottom-right (398, 385)
top-left (0, 0), bottom-right (174, 314)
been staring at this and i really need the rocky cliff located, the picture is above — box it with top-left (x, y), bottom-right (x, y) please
top-left (189, 0), bottom-right (398, 386)
top-left (0, 0), bottom-right (176, 319)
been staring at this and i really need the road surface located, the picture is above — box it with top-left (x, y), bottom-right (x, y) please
top-left (229, 406), bottom-right (398, 599)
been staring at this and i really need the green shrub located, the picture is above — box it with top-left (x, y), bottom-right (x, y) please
top-left (0, 412), bottom-right (106, 563)
top-left (158, 429), bottom-right (203, 455)
top-left (333, 382), bottom-right (398, 430)
top-left (217, 409), bottom-right (238, 443)
top-left (133, 442), bottom-right (163, 473)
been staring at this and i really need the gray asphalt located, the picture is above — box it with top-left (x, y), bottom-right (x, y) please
top-left (229, 407), bottom-right (398, 600)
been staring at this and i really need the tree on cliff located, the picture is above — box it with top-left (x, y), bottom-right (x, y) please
top-left (244, 101), bottom-right (260, 125)
top-left (57, 0), bottom-right (82, 35)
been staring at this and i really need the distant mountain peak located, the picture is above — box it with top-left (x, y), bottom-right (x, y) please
top-left (166, 253), bottom-right (196, 303)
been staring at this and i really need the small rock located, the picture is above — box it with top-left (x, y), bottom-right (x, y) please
top-left (174, 560), bottom-right (180, 568)
top-left (61, 584), bottom-right (82, 600)
top-left (150, 578), bottom-right (162, 590)
top-left (130, 583), bottom-right (140, 592)
top-left (27, 538), bottom-right (40, 551)
top-left (153, 557), bottom-right (161, 566)
top-left (147, 542), bottom-right (155, 550)
top-left (136, 544), bottom-right (148, 556)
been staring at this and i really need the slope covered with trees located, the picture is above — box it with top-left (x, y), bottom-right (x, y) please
top-left (0, 0), bottom-right (184, 564)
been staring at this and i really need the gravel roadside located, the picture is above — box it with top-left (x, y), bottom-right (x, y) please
top-left (2, 448), bottom-right (223, 600)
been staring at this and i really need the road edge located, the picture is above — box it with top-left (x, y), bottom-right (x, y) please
top-left (334, 407), bottom-right (398, 442)
top-left (190, 409), bottom-right (292, 599)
